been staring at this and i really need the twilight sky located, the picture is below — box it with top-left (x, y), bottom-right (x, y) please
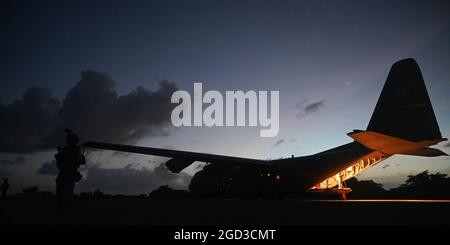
top-left (1, 0), bottom-right (450, 194)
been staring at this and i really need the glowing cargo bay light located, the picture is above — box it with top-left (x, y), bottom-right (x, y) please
top-left (311, 154), bottom-right (386, 190)
top-left (171, 83), bottom-right (280, 137)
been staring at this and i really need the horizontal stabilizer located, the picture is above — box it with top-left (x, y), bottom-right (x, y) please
top-left (348, 130), bottom-right (446, 156)
top-left (401, 148), bottom-right (447, 157)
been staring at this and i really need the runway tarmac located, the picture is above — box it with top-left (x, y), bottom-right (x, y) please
top-left (2, 198), bottom-right (450, 225)
top-left (310, 199), bottom-right (450, 203)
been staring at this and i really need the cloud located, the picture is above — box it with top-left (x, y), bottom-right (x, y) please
top-left (78, 163), bottom-right (191, 194)
top-left (36, 160), bottom-right (58, 176)
top-left (46, 70), bottom-right (178, 146)
top-left (0, 70), bottom-right (178, 154)
top-left (0, 155), bottom-right (26, 165)
top-left (272, 139), bottom-right (285, 147)
top-left (295, 100), bottom-right (326, 118)
top-left (0, 87), bottom-right (60, 153)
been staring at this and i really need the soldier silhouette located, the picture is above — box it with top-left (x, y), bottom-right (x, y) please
top-left (1, 178), bottom-right (9, 198)
top-left (55, 129), bottom-right (85, 211)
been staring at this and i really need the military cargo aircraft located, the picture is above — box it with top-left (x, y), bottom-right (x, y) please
top-left (84, 58), bottom-right (447, 199)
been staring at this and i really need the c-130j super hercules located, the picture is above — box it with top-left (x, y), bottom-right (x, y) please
top-left (84, 58), bottom-right (447, 199)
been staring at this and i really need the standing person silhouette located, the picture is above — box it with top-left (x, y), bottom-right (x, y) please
top-left (55, 129), bottom-right (84, 211)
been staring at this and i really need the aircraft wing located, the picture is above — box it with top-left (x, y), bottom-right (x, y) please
top-left (83, 141), bottom-right (269, 173)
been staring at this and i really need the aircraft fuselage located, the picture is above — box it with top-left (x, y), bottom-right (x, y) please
top-left (188, 142), bottom-right (388, 197)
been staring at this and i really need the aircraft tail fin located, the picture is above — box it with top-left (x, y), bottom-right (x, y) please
top-left (367, 58), bottom-right (444, 142)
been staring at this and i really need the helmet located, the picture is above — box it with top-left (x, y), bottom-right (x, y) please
top-left (65, 129), bottom-right (79, 145)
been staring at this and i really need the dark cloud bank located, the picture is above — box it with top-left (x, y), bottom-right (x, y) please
top-left (0, 71), bottom-right (177, 154)
top-left (0, 155), bottom-right (26, 165)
